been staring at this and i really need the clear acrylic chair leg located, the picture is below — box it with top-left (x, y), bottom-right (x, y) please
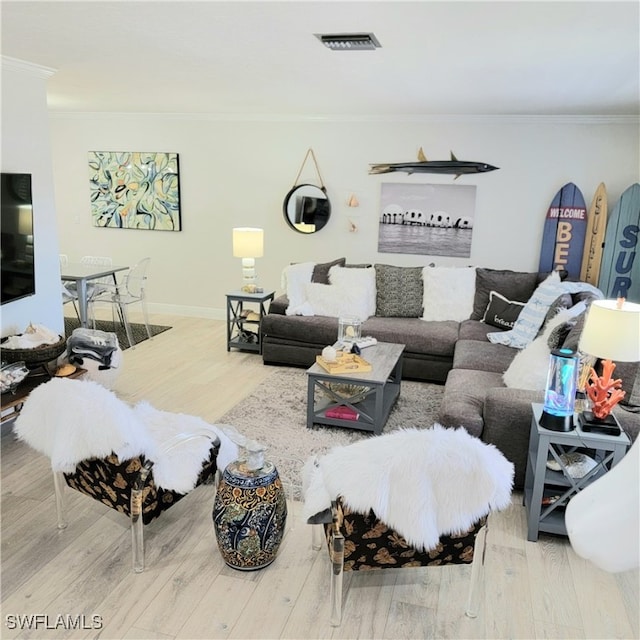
top-left (312, 524), bottom-right (324, 551)
top-left (53, 472), bottom-right (68, 530)
top-left (465, 522), bottom-right (488, 618)
top-left (329, 531), bottom-right (345, 626)
top-left (131, 461), bottom-right (153, 573)
top-left (141, 300), bottom-right (152, 340)
top-left (120, 302), bottom-right (136, 349)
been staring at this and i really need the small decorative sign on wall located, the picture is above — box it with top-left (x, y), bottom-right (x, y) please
top-left (88, 151), bottom-right (181, 231)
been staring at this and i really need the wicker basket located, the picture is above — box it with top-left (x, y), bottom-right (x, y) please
top-left (1, 335), bottom-right (66, 365)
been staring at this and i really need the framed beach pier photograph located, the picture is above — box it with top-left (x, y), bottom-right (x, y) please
top-left (378, 183), bottom-right (477, 257)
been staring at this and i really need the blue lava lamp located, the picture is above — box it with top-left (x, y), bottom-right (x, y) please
top-left (539, 348), bottom-right (579, 432)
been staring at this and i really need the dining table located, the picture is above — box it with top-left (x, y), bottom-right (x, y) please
top-left (60, 263), bottom-right (129, 328)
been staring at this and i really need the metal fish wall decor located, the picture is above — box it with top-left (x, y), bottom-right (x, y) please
top-left (369, 147), bottom-right (499, 179)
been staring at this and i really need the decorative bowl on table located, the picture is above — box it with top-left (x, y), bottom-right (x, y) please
top-left (321, 382), bottom-right (371, 404)
top-left (0, 362), bottom-right (30, 394)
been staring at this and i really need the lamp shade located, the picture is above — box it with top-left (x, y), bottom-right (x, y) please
top-left (578, 299), bottom-right (640, 362)
top-left (232, 227), bottom-right (264, 258)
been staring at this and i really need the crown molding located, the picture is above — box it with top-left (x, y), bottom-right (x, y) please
top-left (2, 56), bottom-right (56, 79)
top-left (48, 111), bottom-right (639, 125)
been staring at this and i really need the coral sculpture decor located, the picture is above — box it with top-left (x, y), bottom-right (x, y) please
top-left (585, 359), bottom-right (626, 419)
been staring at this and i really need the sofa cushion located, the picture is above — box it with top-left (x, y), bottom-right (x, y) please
top-left (262, 313), bottom-right (340, 345)
top-left (458, 319), bottom-right (498, 342)
top-left (421, 266), bottom-right (476, 321)
top-left (312, 257), bottom-right (346, 284)
top-left (374, 264), bottom-right (423, 318)
top-left (363, 317), bottom-right (458, 357)
top-left (482, 291), bottom-right (525, 329)
top-left (471, 268), bottom-right (539, 321)
top-left (453, 340), bottom-right (517, 374)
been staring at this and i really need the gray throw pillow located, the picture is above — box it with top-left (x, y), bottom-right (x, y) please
top-left (374, 264), bottom-right (423, 317)
top-left (471, 268), bottom-right (539, 321)
top-left (312, 258), bottom-right (346, 284)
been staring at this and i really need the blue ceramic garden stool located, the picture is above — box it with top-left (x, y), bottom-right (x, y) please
top-left (213, 452), bottom-right (287, 571)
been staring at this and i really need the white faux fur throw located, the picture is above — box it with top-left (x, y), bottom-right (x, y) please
top-left (282, 262), bottom-right (315, 316)
top-left (302, 425), bottom-right (514, 551)
top-left (13, 378), bottom-right (239, 493)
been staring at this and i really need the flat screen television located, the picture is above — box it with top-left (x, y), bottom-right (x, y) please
top-left (1, 173), bottom-right (35, 304)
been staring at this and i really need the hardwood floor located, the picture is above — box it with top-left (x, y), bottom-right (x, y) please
top-left (1, 314), bottom-right (638, 639)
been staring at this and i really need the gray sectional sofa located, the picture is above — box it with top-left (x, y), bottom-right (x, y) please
top-left (261, 263), bottom-right (639, 487)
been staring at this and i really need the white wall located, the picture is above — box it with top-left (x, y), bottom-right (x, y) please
top-left (50, 113), bottom-right (639, 320)
top-left (1, 59), bottom-right (64, 337)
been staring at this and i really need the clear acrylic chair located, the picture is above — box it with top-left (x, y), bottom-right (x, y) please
top-left (98, 257), bottom-right (152, 348)
top-left (60, 254), bottom-right (80, 320)
top-left (65, 255), bottom-right (114, 327)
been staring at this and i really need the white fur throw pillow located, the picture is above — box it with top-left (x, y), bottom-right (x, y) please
top-left (282, 262), bottom-right (315, 315)
top-left (328, 266), bottom-right (377, 319)
top-left (422, 266), bottom-right (476, 321)
top-left (502, 305), bottom-right (585, 390)
top-left (302, 283), bottom-right (369, 320)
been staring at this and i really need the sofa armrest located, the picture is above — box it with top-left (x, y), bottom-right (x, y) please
top-left (482, 387), bottom-right (544, 488)
top-left (269, 295), bottom-right (289, 315)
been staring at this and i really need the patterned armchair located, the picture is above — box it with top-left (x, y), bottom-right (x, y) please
top-left (55, 438), bottom-right (220, 572)
top-left (302, 425), bottom-right (514, 626)
top-left (14, 377), bottom-right (237, 572)
top-left (315, 498), bottom-right (488, 626)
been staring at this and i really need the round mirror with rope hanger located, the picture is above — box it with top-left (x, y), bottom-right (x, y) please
top-left (283, 148), bottom-right (331, 234)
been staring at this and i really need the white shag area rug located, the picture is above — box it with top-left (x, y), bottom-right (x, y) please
top-left (218, 367), bottom-right (445, 497)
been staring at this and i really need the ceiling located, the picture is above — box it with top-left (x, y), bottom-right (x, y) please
top-left (2, 0), bottom-right (639, 117)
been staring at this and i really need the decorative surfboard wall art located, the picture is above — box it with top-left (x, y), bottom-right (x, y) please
top-left (538, 182), bottom-right (588, 279)
top-left (598, 183), bottom-right (640, 302)
top-left (580, 183), bottom-right (608, 286)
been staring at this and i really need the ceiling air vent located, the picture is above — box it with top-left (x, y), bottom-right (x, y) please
top-left (314, 33), bottom-right (381, 51)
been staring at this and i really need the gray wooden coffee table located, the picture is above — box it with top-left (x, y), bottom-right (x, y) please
top-left (306, 342), bottom-right (405, 435)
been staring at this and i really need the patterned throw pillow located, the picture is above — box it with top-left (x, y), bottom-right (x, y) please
top-left (374, 264), bottom-right (423, 317)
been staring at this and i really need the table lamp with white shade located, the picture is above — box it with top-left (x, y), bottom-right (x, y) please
top-left (577, 298), bottom-right (640, 435)
top-left (565, 298), bottom-right (640, 574)
top-left (232, 227), bottom-right (264, 292)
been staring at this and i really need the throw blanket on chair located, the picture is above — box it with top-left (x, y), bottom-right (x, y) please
top-left (14, 378), bottom-right (239, 493)
top-left (302, 425), bottom-right (514, 551)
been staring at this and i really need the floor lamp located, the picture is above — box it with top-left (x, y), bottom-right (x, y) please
top-left (232, 227), bottom-right (264, 292)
